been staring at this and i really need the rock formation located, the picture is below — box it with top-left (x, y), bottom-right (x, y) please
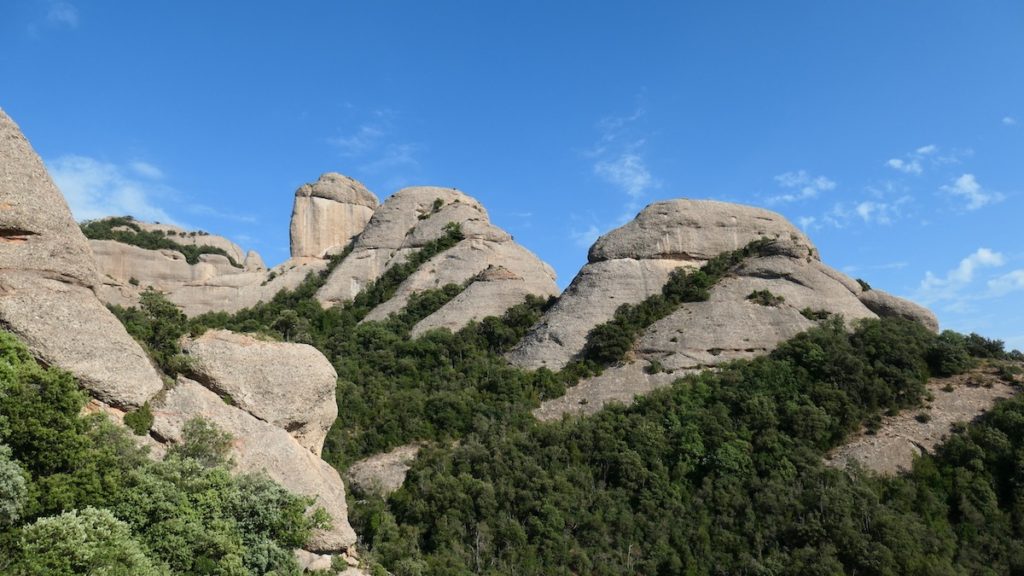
top-left (316, 186), bottom-right (558, 324)
top-left (516, 199), bottom-right (940, 419)
top-left (179, 330), bottom-right (338, 455)
top-left (1, 107), bottom-right (359, 558)
top-left (151, 377), bottom-right (356, 552)
top-left (508, 200), bottom-right (821, 371)
top-left (0, 107), bottom-right (164, 408)
top-left (290, 172), bottom-right (378, 259)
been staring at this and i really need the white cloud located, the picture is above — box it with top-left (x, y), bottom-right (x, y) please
top-left (797, 216), bottom-right (817, 230)
top-left (885, 144), bottom-right (939, 174)
top-left (917, 248), bottom-right (1005, 304)
top-left (988, 270), bottom-right (1024, 296)
top-left (886, 158), bottom-right (922, 174)
top-left (769, 170), bottom-right (835, 203)
top-left (47, 155), bottom-right (177, 224)
top-left (47, 2), bottom-right (78, 27)
top-left (595, 153), bottom-right (653, 199)
top-left (1003, 116), bottom-right (1017, 126)
top-left (852, 198), bottom-right (908, 225)
top-left (129, 161), bottom-right (164, 180)
top-left (941, 173), bottom-right (1003, 210)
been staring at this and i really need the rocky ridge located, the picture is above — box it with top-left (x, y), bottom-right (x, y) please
top-left (0, 107), bottom-right (359, 558)
top-left (513, 199), bottom-right (938, 420)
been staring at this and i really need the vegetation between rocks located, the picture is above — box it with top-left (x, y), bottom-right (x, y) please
top-left (0, 331), bottom-right (327, 575)
top-left (80, 216), bottom-right (243, 268)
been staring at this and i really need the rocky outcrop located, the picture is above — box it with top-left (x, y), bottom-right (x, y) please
top-left (151, 377), bottom-right (357, 552)
top-left (826, 365), bottom-right (1020, 474)
top-left (508, 200), bottom-right (817, 371)
top-left (636, 255), bottom-right (877, 372)
top-left (180, 330), bottom-right (338, 455)
top-left (518, 199), bottom-right (940, 421)
top-left (290, 173), bottom-right (378, 259)
top-left (243, 249), bottom-right (265, 271)
top-left (0, 107), bottom-right (163, 408)
top-left (858, 288), bottom-right (940, 333)
top-left (345, 444), bottom-right (420, 496)
top-left (95, 249), bottom-right (326, 317)
top-left (132, 221), bottom-right (247, 265)
top-left (317, 186), bottom-right (558, 331)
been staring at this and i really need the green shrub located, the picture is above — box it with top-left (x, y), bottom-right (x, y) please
top-left (122, 403), bottom-right (153, 436)
top-left (80, 217), bottom-right (242, 267)
top-left (746, 289), bottom-right (785, 307)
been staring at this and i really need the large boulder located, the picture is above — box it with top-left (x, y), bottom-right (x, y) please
top-left (180, 330), bottom-right (338, 455)
top-left (130, 220), bottom-right (248, 265)
top-left (151, 377), bottom-right (357, 553)
top-left (508, 199), bottom-right (818, 371)
top-left (0, 107), bottom-right (163, 408)
top-left (858, 288), bottom-right (940, 333)
top-left (290, 173), bottom-right (378, 259)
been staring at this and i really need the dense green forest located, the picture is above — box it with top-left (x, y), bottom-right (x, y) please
top-left (99, 223), bottom-right (1024, 575)
top-left (0, 331), bottom-right (327, 575)
top-left (350, 319), bottom-right (1024, 575)
top-left (80, 216), bottom-right (243, 267)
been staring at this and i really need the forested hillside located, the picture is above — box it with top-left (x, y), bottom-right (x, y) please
top-left (103, 231), bottom-right (1024, 575)
top-left (0, 331), bottom-right (328, 575)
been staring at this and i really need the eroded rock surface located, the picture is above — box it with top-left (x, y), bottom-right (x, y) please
top-left (522, 199), bottom-right (940, 421)
top-left (508, 200), bottom-right (818, 371)
top-left (859, 288), bottom-right (940, 333)
top-left (290, 173), bottom-right (378, 259)
top-left (827, 366), bottom-right (1021, 474)
top-left (317, 186), bottom-right (558, 333)
top-left (346, 443), bottom-right (420, 496)
top-left (180, 330), bottom-right (338, 455)
top-left (151, 377), bottom-right (357, 552)
top-left (0, 107), bottom-right (163, 408)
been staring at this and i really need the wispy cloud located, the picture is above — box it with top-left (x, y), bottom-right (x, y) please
top-left (852, 197), bottom-right (910, 225)
top-left (584, 98), bottom-right (660, 229)
top-left (47, 2), bottom-right (79, 28)
top-left (595, 152), bottom-right (653, 200)
top-left (130, 161), bottom-right (164, 180)
top-left (1003, 116), bottom-right (1018, 126)
top-left (328, 108), bottom-right (420, 190)
top-left (885, 144), bottom-right (938, 175)
top-left (48, 155), bottom-right (179, 224)
top-left (988, 270), bottom-right (1024, 297)
top-left (769, 170), bottom-right (835, 203)
top-left (916, 248), bottom-right (1005, 306)
top-left (941, 173), bottom-right (1003, 210)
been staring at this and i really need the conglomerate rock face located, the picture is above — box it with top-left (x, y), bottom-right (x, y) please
top-left (517, 199), bottom-right (940, 420)
top-left (179, 329), bottom-right (338, 455)
top-left (0, 107), bottom-right (164, 408)
top-left (507, 199), bottom-right (821, 372)
top-left (290, 172), bottom-right (379, 259)
top-left (316, 186), bottom-right (559, 323)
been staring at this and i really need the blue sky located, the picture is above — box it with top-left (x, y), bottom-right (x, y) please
top-left (2, 1), bottom-right (1022, 349)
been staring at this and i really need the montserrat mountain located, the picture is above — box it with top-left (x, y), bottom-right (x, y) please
top-left (2, 105), bottom-right (950, 572)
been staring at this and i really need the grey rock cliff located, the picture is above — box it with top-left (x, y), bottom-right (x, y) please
top-left (317, 186), bottom-right (558, 331)
top-left (0, 107), bottom-right (163, 408)
top-left (508, 199), bottom-right (819, 371)
top-left (180, 330), bottom-right (338, 455)
top-left (290, 173), bottom-right (378, 259)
